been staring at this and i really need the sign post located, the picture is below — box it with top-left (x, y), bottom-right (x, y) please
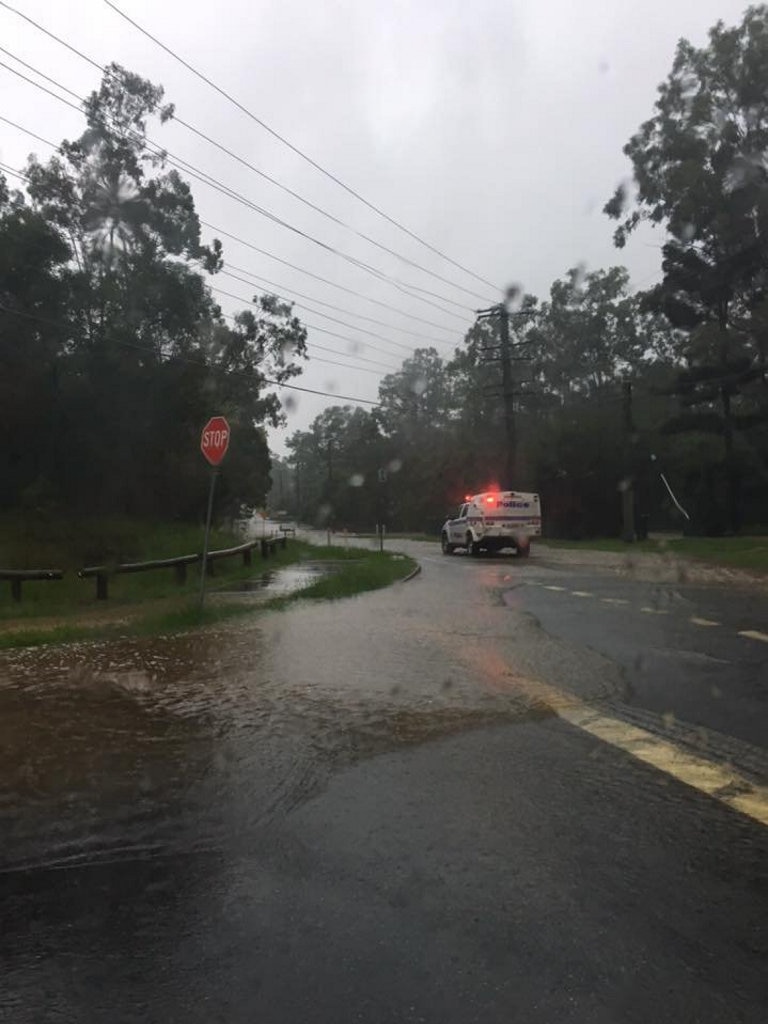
top-left (199, 416), bottom-right (230, 609)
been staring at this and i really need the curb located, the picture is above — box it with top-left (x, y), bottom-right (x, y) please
top-left (401, 562), bottom-right (422, 583)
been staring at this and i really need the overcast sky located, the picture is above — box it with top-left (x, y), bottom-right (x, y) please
top-left (0, 0), bottom-right (750, 453)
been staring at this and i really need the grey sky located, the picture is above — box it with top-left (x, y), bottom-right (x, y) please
top-left (0, 0), bottom-right (749, 453)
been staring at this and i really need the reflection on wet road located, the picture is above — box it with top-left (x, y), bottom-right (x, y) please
top-left (1, 539), bottom-right (766, 1022)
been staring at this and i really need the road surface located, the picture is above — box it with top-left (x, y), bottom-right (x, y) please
top-left (1, 539), bottom-right (766, 1022)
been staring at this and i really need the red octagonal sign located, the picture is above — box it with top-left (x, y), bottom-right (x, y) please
top-left (200, 415), bottom-right (230, 467)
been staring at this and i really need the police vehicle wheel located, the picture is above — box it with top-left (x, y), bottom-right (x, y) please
top-left (466, 534), bottom-right (479, 557)
top-left (516, 542), bottom-right (531, 558)
top-left (441, 533), bottom-right (454, 555)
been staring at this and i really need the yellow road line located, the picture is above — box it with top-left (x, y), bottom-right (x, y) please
top-left (690, 616), bottom-right (720, 627)
top-left (453, 634), bottom-right (768, 830)
top-left (738, 629), bottom-right (768, 644)
top-left (562, 704), bottom-right (768, 827)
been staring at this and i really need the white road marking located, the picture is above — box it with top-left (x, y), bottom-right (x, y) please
top-left (601, 597), bottom-right (629, 605)
top-left (544, 585), bottom-right (566, 592)
top-left (571, 591), bottom-right (593, 597)
top-left (640, 607), bottom-right (669, 615)
top-left (738, 629), bottom-right (768, 644)
top-left (690, 617), bottom-right (720, 628)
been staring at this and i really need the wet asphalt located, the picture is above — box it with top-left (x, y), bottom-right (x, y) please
top-left (1, 539), bottom-right (766, 1022)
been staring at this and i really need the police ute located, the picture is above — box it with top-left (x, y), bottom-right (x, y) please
top-left (441, 491), bottom-right (542, 557)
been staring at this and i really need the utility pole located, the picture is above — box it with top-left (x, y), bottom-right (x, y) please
top-left (621, 379), bottom-right (636, 542)
top-left (476, 302), bottom-right (532, 488)
top-left (498, 304), bottom-right (516, 487)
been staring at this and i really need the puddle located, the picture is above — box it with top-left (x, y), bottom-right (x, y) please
top-left (214, 561), bottom-right (347, 600)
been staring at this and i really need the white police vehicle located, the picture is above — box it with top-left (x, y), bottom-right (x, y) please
top-left (441, 491), bottom-right (542, 557)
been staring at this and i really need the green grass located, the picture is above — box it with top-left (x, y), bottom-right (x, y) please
top-left (541, 535), bottom-right (768, 573)
top-left (0, 515), bottom-right (252, 621)
top-left (265, 549), bottom-right (417, 610)
top-left (0, 540), bottom-right (417, 649)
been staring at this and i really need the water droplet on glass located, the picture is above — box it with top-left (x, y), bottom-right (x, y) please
top-left (349, 473), bottom-right (364, 487)
top-left (679, 72), bottom-right (698, 98)
top-left (411, 376), bottom-right (427, 396)
top-left (387, 458), bottom-right (402, 474)
top-left (505, 284), bottom-right (522, 310)
top-left (571, 262), bottom-right (587, 292)
top-left (284, 394), bottom-right (297, 412)
top-left (680, 222), bottom-right (695, 242)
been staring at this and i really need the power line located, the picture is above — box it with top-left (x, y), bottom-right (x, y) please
top-left (215, 309), bottom-right (391, 377)
top-left (0, 53), bottom-right (473, 322)
top-left (217, 267), bottom-right (436, 356)
top-left (0, 301), bottom-right (380, 405)
top-left (221, 261), bottom-right (453, 348)
top-left (0, 138), bottom-right (414, 373)
top-left (188, 279), bottom-right (404, 370)
top-left (1, 165), bottom-right (396, 388)
top-left (0, 159), bottom-right (27, 182)
top-left (0, 100), bottom-right (460, 340)
top-left (99, 0), bottom-right (500, 294)
top-left (0, 4), bottom-right (496, 303)
top-left (202, 221), bottom-right (461, 335)
top-left (208, 288), bottom-right (399, 371)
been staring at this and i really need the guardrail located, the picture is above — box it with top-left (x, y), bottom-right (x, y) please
top-left (2, 534), bottom-right (289, 603)
top-left (78, 535), bottom-right (287, 599)
top-left (0, 568), bottom-right (64, 602)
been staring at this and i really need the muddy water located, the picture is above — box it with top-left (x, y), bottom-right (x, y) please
top-left (0, 544), bottom-right (635, 1022)
top-left (0, 543), bottom-right (626, 877)
top-left (213, 561), bottom-right (340, 598)
top-left (0, 582), bottom-right (550, 875)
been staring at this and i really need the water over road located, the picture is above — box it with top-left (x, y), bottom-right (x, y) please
top-left (1, 540), bottom-right (766, 1022)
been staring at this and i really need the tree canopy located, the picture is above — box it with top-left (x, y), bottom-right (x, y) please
top-left (1, 64), bottom-right (307, 523)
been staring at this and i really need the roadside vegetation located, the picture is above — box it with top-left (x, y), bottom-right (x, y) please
top-left (0, 515), bottom-right (250, 621)
top-left (271, 9), bottom-right (768, 543)
top-left (540, 536), bottom-right (768, 574)
top-left (0, 528), bottom-right (417, 649)
top-left (3, 5), bottom-right (767, 626)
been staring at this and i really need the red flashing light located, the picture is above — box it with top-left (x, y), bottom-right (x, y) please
top-left (485, 495), bottom-right (495, 504)
top-left (464, 494), bottom-right (472, 501)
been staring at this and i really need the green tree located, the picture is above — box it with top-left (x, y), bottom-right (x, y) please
top-left (605, 6), bottom-right (768, 531)
top-left (0, 175), bottom-right (72, 511)
top-left (4, 64), bottom-right (306, 522)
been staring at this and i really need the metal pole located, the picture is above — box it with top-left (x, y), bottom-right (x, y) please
top-left (199, 467), bottom-right (219, 609)
top-left (621, 380), bottom-right (636, 542)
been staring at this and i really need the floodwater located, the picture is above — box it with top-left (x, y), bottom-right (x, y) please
top-left (0, 558), bottom-right (552, 878)
top-left (214, 561), bottom-right (345, 598)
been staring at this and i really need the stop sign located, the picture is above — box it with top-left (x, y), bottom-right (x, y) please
top-left (200, 416), bottom-right (230, 466)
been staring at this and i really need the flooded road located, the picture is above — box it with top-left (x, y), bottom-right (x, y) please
top-left (1, 540), bottom-right (766, 1022)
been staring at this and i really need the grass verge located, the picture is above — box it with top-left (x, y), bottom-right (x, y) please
top-left (541, 536), bottom-right (768, 573)
top-left (0, 543), bottom-right (417, 650)
top-left (265, 550), bottom-right (417, 610)
top-left (0, 516), bottom-right (250, 621)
